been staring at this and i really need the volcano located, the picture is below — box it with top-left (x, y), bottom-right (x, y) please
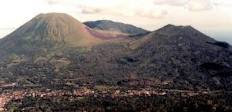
top-left (0, 13), bottom-right (104, 58)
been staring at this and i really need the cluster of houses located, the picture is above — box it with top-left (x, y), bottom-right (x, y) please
top-left (0, 87), bottom-right (210, 111)
top-left (0, 91), bottom-right (26, 111)
top-left (0, 88), bottom-right (167, 111)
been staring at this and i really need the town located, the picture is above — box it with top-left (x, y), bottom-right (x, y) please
top-left (1, 84), bottom-right (229, 111)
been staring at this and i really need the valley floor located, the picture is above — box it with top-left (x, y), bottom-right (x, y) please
top-left (1, 86), bottom-right (232, 112)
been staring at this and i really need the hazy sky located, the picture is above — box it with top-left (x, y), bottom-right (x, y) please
top-left (0, 0), bottom-right (231, 43)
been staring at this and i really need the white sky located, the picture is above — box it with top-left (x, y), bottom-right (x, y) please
top-left (0, 0), bottom-right (231, 43)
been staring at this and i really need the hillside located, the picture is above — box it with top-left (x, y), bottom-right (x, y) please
top-left (128, 24), bottom-right (232, 90)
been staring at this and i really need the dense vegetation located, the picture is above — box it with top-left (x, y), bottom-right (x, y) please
top-left (6, 93), bottom-right (232, 112)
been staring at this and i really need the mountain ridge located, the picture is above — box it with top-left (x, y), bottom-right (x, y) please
top-left (84, 20), bottom-right (150, 35)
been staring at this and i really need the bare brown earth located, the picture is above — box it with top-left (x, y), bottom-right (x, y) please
top-left (86, 27), bottom-right (129, 40)
top-left (0, 13), bottom-right (103, 49)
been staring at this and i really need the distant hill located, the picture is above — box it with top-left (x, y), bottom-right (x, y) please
top-left (84, 20), bottom-right (150, 35)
